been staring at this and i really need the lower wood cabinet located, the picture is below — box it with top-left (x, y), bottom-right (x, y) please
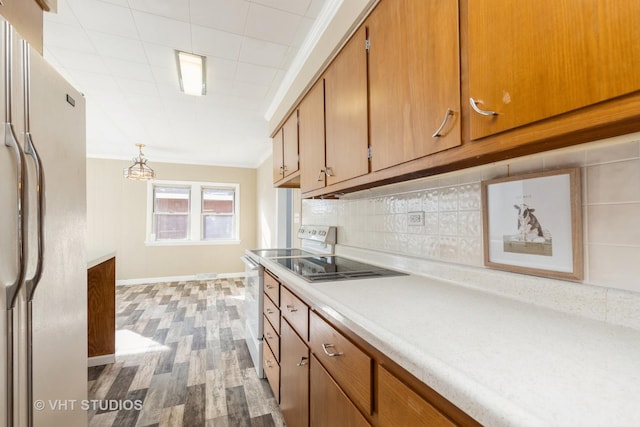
top-left (280, 318), bottom-right (309, 427)
top-left (263, 341), bottom-right (280, 403)
top-left (310, 356), bottom-right (370, 427)
top-left (378, 366), bottom-right (456, 427)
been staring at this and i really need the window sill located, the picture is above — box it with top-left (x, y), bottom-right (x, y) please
top-left (144, 239), bottom-right (241, 247)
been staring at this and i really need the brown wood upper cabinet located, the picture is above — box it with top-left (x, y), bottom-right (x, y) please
top-left (324, 25), bottom-right (369, 186)
top-left (367, 0), bottom-right (461, 171)
top-left (299, 79), bottom-right (327, 193)
top-left (468, 0), bottom-right (640, 140)
top-left (272, 110), bottom-right (300, 185)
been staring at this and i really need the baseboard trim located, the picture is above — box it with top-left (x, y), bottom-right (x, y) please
top-left (88, 354), bottom-right (115, 367)
top-left (116, 272), bottom-right (245, 286)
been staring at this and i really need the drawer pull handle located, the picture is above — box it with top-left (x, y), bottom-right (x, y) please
top-left (266, 284), bottom-right (274, 289)
top-left (266, 332), bottom-right (273, 340)
top-left (297, 356), bottom-right (308, 367)
top-left (266, 359), bottom-right (273, 368)
top-left (322, 343), bottom-right (343, 357)
top-left (432, 108), bottom-right (455, 138)
top-left (286, 304), bottom-right (297, 312)
top-left (469, 97), bottom-right (498, 116)
top-left (266, 308), bottom-right (273, 315)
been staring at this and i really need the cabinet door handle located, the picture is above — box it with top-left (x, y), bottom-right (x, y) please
top-left (469, 97), bottom-right (498, 116)
top-left (317, 169), bottom-right (325, 181)
top-left (266, 284), bottom-right (274, 289)
top-left (286, 304), bottom-right (297, 312)
top-left (266, 308), bottom-right (273, 314)
top-left (325, 167), bottom-right (334, 177)
top-left (266, 359), bottom-right (273, 369)
top-left (432, 108), bottom-right (455, 138)
top-left (266, 332), bottom-right (273, 340)
top-left (296, 356), bottom-right (308, 367)
top-left (322, 343), bottom-right (343, 357)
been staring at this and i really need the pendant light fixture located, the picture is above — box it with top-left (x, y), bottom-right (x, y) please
top-left (123, 144), bottom-right (155, 181)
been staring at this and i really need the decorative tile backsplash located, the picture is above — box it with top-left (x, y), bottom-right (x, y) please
top-left (302, 133), bottom-right (640, 294)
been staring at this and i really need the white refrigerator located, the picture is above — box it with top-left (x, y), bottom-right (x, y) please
top-left (0, 17), bottom-right (88, 427)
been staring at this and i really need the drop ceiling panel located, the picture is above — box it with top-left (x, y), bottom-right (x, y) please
top-left (44, 0), bottom-right (331, 167)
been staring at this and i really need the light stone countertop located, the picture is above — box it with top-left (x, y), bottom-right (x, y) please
top-left (261, 257), bottom-right (640, 427)
top-left (87, 250), bottom-right (116, 269)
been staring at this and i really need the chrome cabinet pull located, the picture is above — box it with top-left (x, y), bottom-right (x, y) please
top-left (325, 167), bottom-right (334, 177)
top-left (286, 304), bottom-right (297, 312)
top-left (317, 169), bottom-right (325, 181)
top-left (266, 332), bottom-right (273, 340)
top-left (469, 97), bottom-right (498, 116)
top-left (296, 356), bottom-right (308, 367)
top-left (266, 308), bottom-right (273, 314)
top-left (265, 359), bottom-right (273, 369)
top-left (432, 108), bottom-right (455, 138)
top-left (321, 343), bottom-right (343, 357)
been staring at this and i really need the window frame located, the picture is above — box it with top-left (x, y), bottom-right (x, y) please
top-left (146, 179), bottom-right (241, 246)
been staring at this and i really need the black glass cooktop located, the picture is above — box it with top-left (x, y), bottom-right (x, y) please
top-left (275, 256), bottom-right (407, 282)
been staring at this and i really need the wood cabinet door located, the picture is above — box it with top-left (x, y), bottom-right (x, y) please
top-left (282, 110), bottom-right (299, 178)
top-left (368, 0), bottom-right (461, 171)
top-left (468, 0), bottom-right (640, 140)
top-left (299, 79), bottom-right (326, 193)
top-left (280, 319), bottom-right (309, 427)
top-left (272, 128), bottom-right (284, 182)
top-left (310, 356), bottom-right (370, 427)
top-left (378, 366), bottom-right (455, 427)
top-left (324, 25), bottom-right (369, 186)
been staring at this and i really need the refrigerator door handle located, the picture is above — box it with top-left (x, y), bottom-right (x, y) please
top-left (22, 39), bottom-right (45, 427)
top-left (3, 21), bottom-right (28, 427)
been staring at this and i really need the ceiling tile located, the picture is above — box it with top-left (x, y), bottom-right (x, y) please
top-left (244, 3), bottom-right (303, 46)
top-left (239, 37), bottom-right (289, 68)
top-left (50, 48), bottom-right (108, 74)
top-left (128, 0), bottom-right (190, 22)
top-left (249, 0), bottom-right (312, 16)
top-left (102, 57), bottom-right (154, 81)
top-left (87, 31), bottom-right (147, 62)
top-left (66, 0), bottom-right (138, 38)
top-left (151, 66), bottom-right (179, 88)
top-left (44, 0), bottom-right (80, 26)
top-left (116, 77), bottom-right (159, 96)
top-left (235, 62), bottom-right (277, 86)
top-left (191, 25), bottom-right (243, 60)
top-left (44, 22), bottom-right (95, 52)
top-left (189, 0), bottom-right (250, 35)
top-left (208, 57), bottom-right (238, 81)
top-left (132, 10), bottom-right (191, 49)
top-left (142, 43), bottom-right (176, 69)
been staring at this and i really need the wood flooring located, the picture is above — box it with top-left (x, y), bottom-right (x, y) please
top-left (88, 278), bottom-right (285, 427)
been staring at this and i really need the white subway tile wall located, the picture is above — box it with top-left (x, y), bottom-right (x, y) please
top-left (302, 133), bottom-right (640, 293)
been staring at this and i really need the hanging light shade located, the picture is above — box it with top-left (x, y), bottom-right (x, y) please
top-left (123, 144), bottom-right (155, 181)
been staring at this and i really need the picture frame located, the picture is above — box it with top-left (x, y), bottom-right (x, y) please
top-left (481, 168), bottom-right (583, 281)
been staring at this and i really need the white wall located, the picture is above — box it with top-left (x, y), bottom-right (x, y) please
top-left (303, 132), bottom-right (640, 294)
top-left (256, 154), bottom-right (278, 248)
top-left (87, 158), bottom-right (257, 280)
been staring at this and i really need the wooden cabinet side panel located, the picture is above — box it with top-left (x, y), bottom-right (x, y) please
top-left (299, 80), bottom-right (327, 193)
top-left (87, 257), bottom-right (116, 357)
top-left (368, 0), bottom-right (461, 171)
top-left (468, 0), bottom-right (640, 140)
top-left (310, 356), bottom-right (371, 427)
top-left (378, 366), bottom-right (456, 427)
top-left (272, 128), bottom-right (284, 183)
top-left (280, 319), bottom-right (310, 427)
top-left (324, 26), bottom-right (369, 185)
top-left (282, 111), bottom-right (299, 177)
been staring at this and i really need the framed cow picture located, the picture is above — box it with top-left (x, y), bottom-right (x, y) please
top-left (481, 168), bottom-right (583, 281)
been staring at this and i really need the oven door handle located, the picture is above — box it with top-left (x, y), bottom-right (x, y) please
top-left (241, 256), bottom-right (260, 270)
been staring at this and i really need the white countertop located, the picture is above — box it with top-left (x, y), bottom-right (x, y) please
top-left (261, 257), bottom-right (640, 427)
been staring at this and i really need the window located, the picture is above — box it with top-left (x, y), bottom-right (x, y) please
top-left (147, 180), bottom-right (240, 245)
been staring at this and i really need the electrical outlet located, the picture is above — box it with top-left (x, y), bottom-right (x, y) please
top-left (407, 211), bottom-right (425, 226)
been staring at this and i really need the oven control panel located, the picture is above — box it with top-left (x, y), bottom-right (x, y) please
top-left (297, 225), bottom-right (336, 244)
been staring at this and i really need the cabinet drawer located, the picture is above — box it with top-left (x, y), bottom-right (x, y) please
top-left (263, 342), bottom-right (280, 403)
top-left (264, 294), bottom-right (280, 333)
top-left (281, 287), bottom-right (309, 340)
top-left (264, 314), bottom-right (280, 362)
top-left (264, 271), bottom-right (280, 306)
top-left (309, 311), bottom-right (372, 415)
top-left (378, 366), bottom-right (455, 427)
